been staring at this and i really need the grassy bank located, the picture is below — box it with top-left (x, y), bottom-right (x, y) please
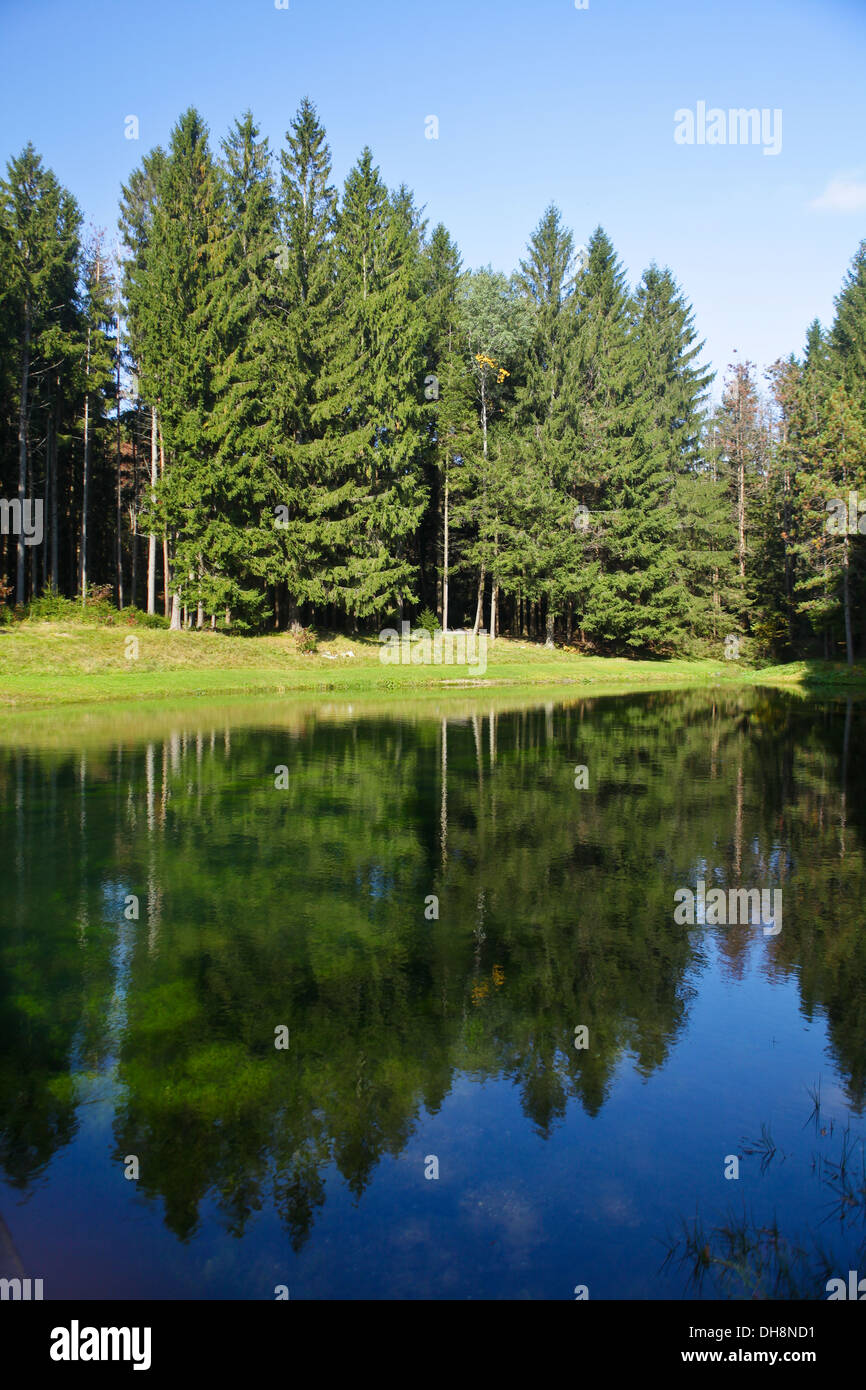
top-left (2, 620), bottom-right (866, 711)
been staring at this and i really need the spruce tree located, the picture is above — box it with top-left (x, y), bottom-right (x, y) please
top-left (513, 205), bottom-right (582, 644)
top-left (312, 148), bottom-right (428, 625)
top-left (421, 224), bottom-right (476, 630)
top-left (202, 111), bottom-right (277, 628)
top-left (148, 109), bottom-right (223, 627)
top-left (268, 97), bottom-right (338, 624)
top-left (458, 267), bottom-right (531, 634)
top-left (0, 145), bottom-right (81, 603)
top-left (831, 240), bottom-right (866, 416)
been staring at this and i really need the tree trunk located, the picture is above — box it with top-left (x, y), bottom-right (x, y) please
top-left (16, 303), bottom-right (31, 606)
top-left (81, 365), bottom-right (90, 598)
top-left (130, 417), bottom-right (138, 608)
top-left (147, 407), bottom-right (157, 613)
top-left (843, 533), bottom-right (854, 667)
top-left (473, 565), bottom-right (485, 636)
top-left (115, 415), bottom-right (124, 608)
top-left (49, 400), bottom-right (58, 593)
top-left (196, 557), bottom-right (204, 629)
top-left (442, 471), bottom-right (449, 632)
top-left (737, 423), bottom-right (746, 581)
top-left (170, 592), bottom-right (181, 630)
top-left (160, 429), bottom-right (169, 616)
top-left (115, 307), bottom-right (123, 607)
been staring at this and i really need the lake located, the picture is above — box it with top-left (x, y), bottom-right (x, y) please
top-left (1, 687), bottom-right (864, 1299)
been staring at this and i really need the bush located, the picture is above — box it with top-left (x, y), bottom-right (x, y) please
top-left (0, 574), bottom-right (12, 624)
top-left (294, 626), bottom-right (318, 653)
top-left (127, 607), bottom-right (170, 630)
top-left (21, 591), bottom-right (173, 628)
top-left (416, 607), bottom-right (441, 635)
top-left (25, 593), bottom-right (80, 622)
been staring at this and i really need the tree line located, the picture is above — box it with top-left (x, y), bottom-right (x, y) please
top-left (1, 99), bottom-right (865, 658)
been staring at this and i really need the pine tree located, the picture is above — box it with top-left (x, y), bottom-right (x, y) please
top-left (458, 267), bottom-right (531, 634)
top-left (572, 231), bottom-right (688, 651)
top-left (831, 240), bottom-right (866, 417)
top-left (513, 205), bottom-right (582, 644)
top-left (312, 148), bottom-right (428, 625)
top-left (421, 223), bottom-right (477, 630)
top-left (77, 230), bottom-right (116, 598)
top-left (800, 380), bottom-right (866, 665)
top-left (715, 360), bottom-right (764, 596)
top-left (0, 144), bottom-right (81, 603)
top-left (268, 97), bottom-right (338, 624)
top-left (119, 145), bottom-right (166, 613)
top-left (749, 356), bottom-right (802, 654)
top-left (148, 109), bottom-right (223, 627)
top-left (202, 111), bottom-right (277, 628)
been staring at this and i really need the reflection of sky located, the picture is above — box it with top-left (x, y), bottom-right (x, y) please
top-left (3, 914), bottom-right (859, 1301)
top-left (362, 866), bottom-right (395, 901)
top-left (2, 696), bottom-right (863, 1301)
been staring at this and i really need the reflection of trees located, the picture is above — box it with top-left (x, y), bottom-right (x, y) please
top-left (0, 751), bottom-right (115, 1186)
top-left (0, 688), bottom-right (864, 1249)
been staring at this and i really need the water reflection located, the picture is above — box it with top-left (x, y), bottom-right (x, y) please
top-left (0, 689), bottom-right (864, 1296)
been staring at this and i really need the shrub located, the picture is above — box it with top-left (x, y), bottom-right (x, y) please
top-left (127, 607), bottom-right (170, 630)
top-left (295, 626), bottom-right (318, 653)
top-left (0, 574), bottom-right (12, 624)
top-left (25, 593), bottom-right (79, 622)
top-left (416, 607), bottom-right (441, 636)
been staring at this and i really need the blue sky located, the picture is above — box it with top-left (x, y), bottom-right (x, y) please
top-left (1, 0), bottom-right (864, 396)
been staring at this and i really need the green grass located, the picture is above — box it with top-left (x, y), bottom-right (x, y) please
top-left (2, 619), bottom-right (866, 713)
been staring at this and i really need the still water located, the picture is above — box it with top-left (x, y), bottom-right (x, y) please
top-left (1, 688), bottom-right (864, 1299)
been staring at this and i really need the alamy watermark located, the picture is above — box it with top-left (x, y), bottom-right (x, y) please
top-left (674, 881), bottom-right (782, 936)
top-left (379, 622), bottom-right (487, 676)
top-left (674, 103), bottom-right (782, 156)
top-left (826, 493), bottom-right (866, 535)
top-left (0, 498), bottom-right (43, 546)
top-left (1, 1277), bottom-right (43, 1300)
top-left (49, 1322), bottom-right (151, 1370)
top-left (827, 1270), bottom-right (866, 1299)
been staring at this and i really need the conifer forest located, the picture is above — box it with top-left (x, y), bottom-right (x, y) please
top-left (3, 99), bottom-right (865, 660)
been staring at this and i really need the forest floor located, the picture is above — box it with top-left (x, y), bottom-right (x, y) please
top-left (2, 620), bottom-right (866, 711)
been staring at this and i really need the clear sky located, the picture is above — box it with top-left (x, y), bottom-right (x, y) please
top-left (1, 0), bottom-right (864, 396)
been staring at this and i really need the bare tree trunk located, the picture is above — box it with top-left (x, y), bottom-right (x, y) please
top-left (736, 396), bottom-right (746, 581)
top-left (40, 426), bottom-right (48, 595)
top-left (442, 470), bottom-right (449, 631)
top-left (147, 407), bottom-right (157, 613)
top-left (130, 415), bottom-right (138, 608)
top-left (16, 304), bottom-right (31, 606)
top-left (48, 403), bottom-right (58, 593)
top-left (170, 591), bottom-right (181, 630)
top-left (488, 520), bottom-right (498, 640)
top-left (115, 433), bottom-right (124, 608)
top-left (843, 533), bottom-right (854, 667)
top-left (160, 428), bottom-right (169, 616)
top-left (473, 565), bottom-right (485, 636)
top-left (115, 306), bottom-right (123, 607)
top-left (81, 367), bottom-right (90, 598)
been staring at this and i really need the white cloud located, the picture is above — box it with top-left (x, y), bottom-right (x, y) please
top-left (810, 175), bottom-right (866, 213)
